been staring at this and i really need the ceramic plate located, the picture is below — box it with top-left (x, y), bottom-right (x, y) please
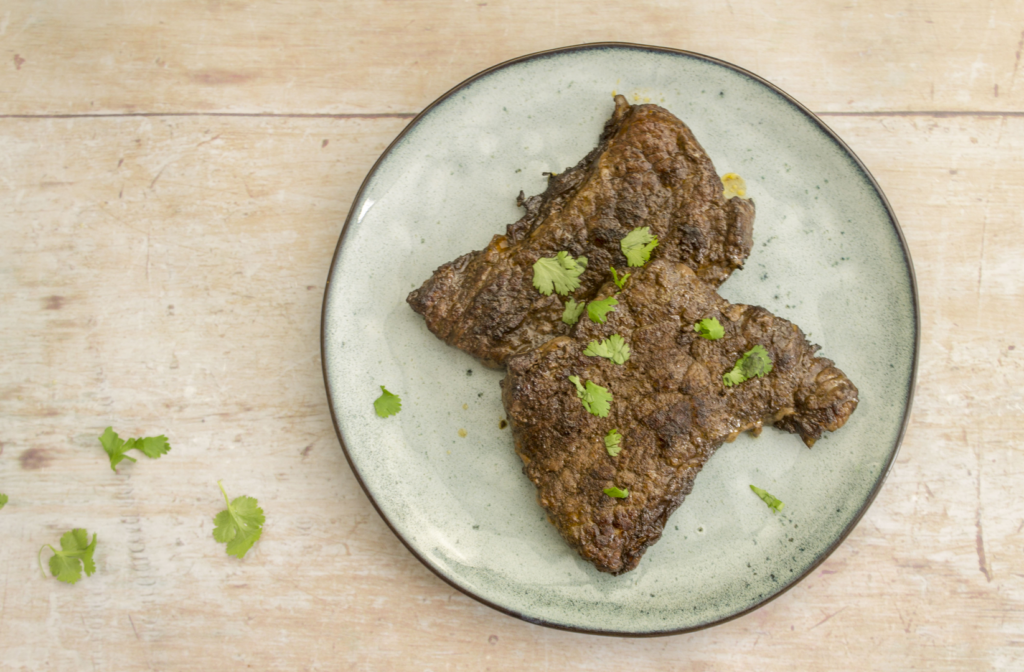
top-left (321, 43), bottom-right (918, 635)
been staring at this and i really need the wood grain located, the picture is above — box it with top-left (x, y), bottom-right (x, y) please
top-left (1, 0), bottom-right (1023, 669)
top-left (1, 0), bottom-right (1023, 116)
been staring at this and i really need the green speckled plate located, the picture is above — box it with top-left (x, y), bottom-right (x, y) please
top-left (321, 43), bottom-right (918, 636)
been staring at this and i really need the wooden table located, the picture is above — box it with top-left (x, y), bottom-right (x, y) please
top-left (2, 2), bottom-right (1022, 669)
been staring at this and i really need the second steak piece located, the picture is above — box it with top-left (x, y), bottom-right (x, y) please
top-left (408, 95), bottom-right (755, 368)
top-left (501, 260), bottom-right (859, 575)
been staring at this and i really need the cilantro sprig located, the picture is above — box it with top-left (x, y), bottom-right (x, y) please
top-left (620, 227), bottom-right (659, 267)
top-left (750, 485), bottom-right (784, 512)
top-left (38, 529), bottom-right (97, 584)
top-left (604, 429), bottom-right (622, 457)
top-left (604, 486), bottom-right (629, 499)
top-left (609, 267), bottom-right (630, 289)
top-left (587, 296), bottom-right (618, 324)
top-left (584, 334), bottom-right (631, 364)
top-left (562, 298), bottom-right (586, 326)
top-left (0, 493), bottom-right (7, 511)
top-left (373, 386), bottom-right (402, 418)
top-left (723, 345), bottom-right (774, 387)
top-left (533, 252), bottom-right (588, 296)
top-left (568, 376), bottom-right (613, 418)
top-left (213, 481), bottom-right (265, 559)
top-left (98, 427), bottom-right (171, 472)
top-left (694, 317), bottom-right (725, 340)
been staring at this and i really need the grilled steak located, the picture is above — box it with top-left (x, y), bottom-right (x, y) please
top-left (408, 95), bottom-right (755, 368)
top-left (500, 260), bottom-right (859, 574)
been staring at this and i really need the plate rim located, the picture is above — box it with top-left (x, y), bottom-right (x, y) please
top-left (320, 41), bottom-right (921, 637)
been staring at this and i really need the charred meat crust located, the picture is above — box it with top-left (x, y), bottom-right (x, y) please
top-left (500, 261), bottom-right (858, 574)
top-left (408, 95), bottom-right (756, 368)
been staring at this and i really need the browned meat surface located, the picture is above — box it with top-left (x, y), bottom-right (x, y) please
top-left (500, 260), bottom-right (859, 574)
top-left (408, 95), bottom-right (755, 368)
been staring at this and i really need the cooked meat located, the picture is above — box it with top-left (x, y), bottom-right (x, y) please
top-left (408, 95), bottom-right (755, 368)
top-left (500, 260), bottom-right (859, 574)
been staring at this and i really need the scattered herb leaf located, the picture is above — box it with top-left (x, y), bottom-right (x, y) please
top-left (0, 493), bottom-right (6, 510)
top-left (723, 345), bottom-right (774, 387)
top-left (584, 334), bottom-right (631, 364)
top-left (694, 317), bottom-right (725, 340)
top-left (750, 485), bottom-right (784, 512)
top-left (604, 429), bottom-right (622, 457)
top-left (373, 386), bottom-right (402, 418)
top-left (38, 529), bottom-right (97, 584)
top-left (620, 227), bottom-right (659, 267)
top-left (532, 252), bottom-right (588, 296)
top-left (213, 480), bottom-right (265, 559)
top-left (609, 267), bottom-right (631, 289)
top-left (98, 427), bottom-right (171, 472)
top-left (604, 486), bottom-right (629, 499)
top-left (562, 298), bottom-right (586, 326)
top-left (587, 296), bottom-right (619, 324)
top-left (568, 375), bottom-right (613, 418)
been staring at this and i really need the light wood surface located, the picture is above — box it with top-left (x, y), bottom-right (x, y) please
top-left (1, 2), bottom-right (1022, 670)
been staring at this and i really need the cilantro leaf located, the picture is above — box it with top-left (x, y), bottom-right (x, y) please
top-left (568, 375), bottom-right (613, 417)
top-left (133, 435), bottom-right (171, 459)
top-left (562, 298), bottom-right (586, 326)
top-left (0, 493), bottom-right (7, 510)
top-left (213, 480), bottom-right (265, 559)
top-left (722, 370), bottom-right (744, 387)
top-left (723, 345), bottom-right (774, 387)
top-left (695, 317), bottom-right (725, 340)
top-left (373, 386), bottom-right (402, 418)
top-left (750, 485), bottom-right (784, 512)
top-left (604, 486), bottom-right (629, 499)
top-left (583, 334), bottom-right (631, 364)
top-left (38, 529), bottom-right (97, 584)
top-left (99, 427), bottom-right (171, 472)
top-left (99, 427), bottom-right (135, 470)
top-left (609, 267), bottom-right (631, 289)
top-left (587, 296), bottom-right (619, 324)
top-left (532, 252), bottom-right (588, 296)
top-left (620, 227), bottom-right (659, 267)
top-left (604, 429), bottom-right (622, 457)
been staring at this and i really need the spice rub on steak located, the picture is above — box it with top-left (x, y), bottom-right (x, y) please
top-left (500, 260), bottom-right (859, 574)
top-left (408, 95), bottom-right (755, 368)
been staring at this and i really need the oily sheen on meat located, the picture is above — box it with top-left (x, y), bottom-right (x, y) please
top-left (501, 261), bottom-right (859, 575)
top-left (408, 95), bottom-right (755, 367)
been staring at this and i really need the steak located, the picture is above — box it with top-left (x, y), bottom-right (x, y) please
top-left (408, 95), bottom-right (755, 367)
top-left (500, 260), bottom-right (859, 574)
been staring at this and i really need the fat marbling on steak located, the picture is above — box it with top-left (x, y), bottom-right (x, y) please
top-left (500, 260), bottom-right (859, 574)
top-left (408, 95), bottom-right (755, 367)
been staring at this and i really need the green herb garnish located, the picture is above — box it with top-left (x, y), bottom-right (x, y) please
top-left (610, 267), bottom-right (631, 289)
top-left (604, 429), bottom-right (623, 457)
top-left (694, 317), bottom-right (725, 340)
top-left (750, 485), bottom-right (784, 512)
top-left (568, 375), bottom-right (613, 417)
top-left (213, 480), bottom-right (265, 559)
top-left (373, 386), bottom-right (402, 418)
top-left (620, 227), bottom-right (659, 267)
top-left (0, 493), bottom-right (7, 510)
top-left (562, 298), bottom-right (586, 326)
top-left (584, 334), bottom-right (631, 364)
top-left (723, 345), bottom-right (773, 387)
top-left (38, 529), bottom-right (97, 584)
top-left (604, 486), bottom-right (629, 499)
top-left (532, 252), bottom-right (588, 296)
top-left (98, 427), bottom-right (171, 472)
top-left (587, 296), bottom-right (619, 324)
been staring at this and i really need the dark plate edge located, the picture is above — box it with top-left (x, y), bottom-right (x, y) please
top-left (319, 41), bottom-right (921, 638)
